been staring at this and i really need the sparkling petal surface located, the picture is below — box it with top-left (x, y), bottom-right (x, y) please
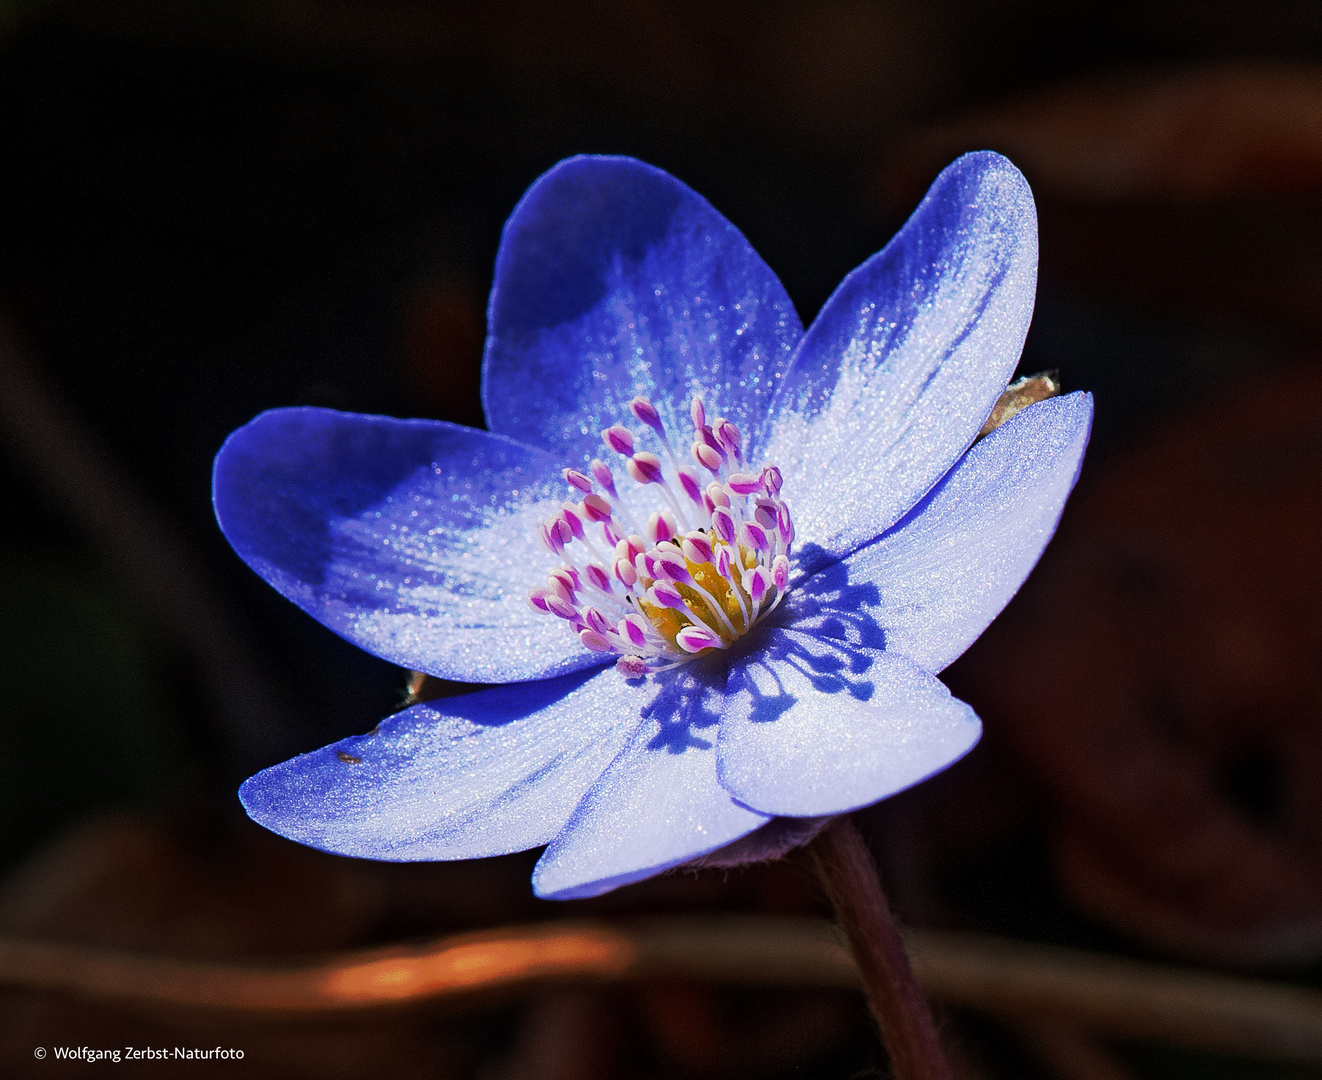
top-left (532, 659), bottom-right (770, 899)
top-left (718, 628), bottom-right (981, 816)
top-left (784, 392), bottom-right (1093, 673)
top-left (763, 152), bottom-right (1039, 569)
top-left (483, 156), bottom-right (803, 466)
top-left (213, 407), bottom-right (598, 683)
top-left (239, 665), bottom-right (640, 860)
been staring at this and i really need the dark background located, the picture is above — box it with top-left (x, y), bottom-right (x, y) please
top-left (2, 2), bottom-right (1322, 1077)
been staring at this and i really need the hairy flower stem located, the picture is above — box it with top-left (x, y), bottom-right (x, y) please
top-left (808, 816), bottom-right (952, 1080)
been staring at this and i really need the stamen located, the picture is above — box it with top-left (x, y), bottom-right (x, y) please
top-left (629, 396), bottom-right (663, 434)
top-left (602, 426), bottom-right (634, 456)
top-left (616, 655), bottom-right (648, 678)
top-left (680, 532), bottom-right (713, 564)
top-left (646, 512), bottom-right (677, 545)
top-left (753, 500), bottom-right (778, 529)
top-left (743, 565), bottom-right (770, 607)
top-left (626, 452), bottom-right (664, 485)
top-left (677, 625), bottom-right (724, 652)
top-left (590, 459), bottom-right (617, 497)
top-left (564, 468), bottom-right (593, 492)
top-left (739, 521), bottom-right (770, 554)
top-left (559, 505), bottom-right (586, 542)
top-left (693, 441), bottom-right (723, 472)
top-left (580, 629), bottom-right (613, 652)
top-left (619, 615), bottom-right (649, 649)
top-left (532, 391), bottom-right (795, 674)
top-left (677, 469), bottom-right (702, 503)
top-left (713, 417), bottom-right (742, 461)
top-left (711, 506), bottom-right (736, 544)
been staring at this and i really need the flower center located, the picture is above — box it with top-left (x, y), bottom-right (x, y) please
top-left (528, 394), bottom-right (795, 677)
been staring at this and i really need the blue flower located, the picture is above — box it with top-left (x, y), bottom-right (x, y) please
top-left (214, 152), bottom-right (1091, 900)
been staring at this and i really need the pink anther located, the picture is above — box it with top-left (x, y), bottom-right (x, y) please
top-left (619, 614), bottom-right (649, 649)
top-left (693, 441), bottom-right (723, 472)
top-left (689, 397), bottom-right (706, 430)
top-left (613, 556), bottom-right (638, 588)
top-left (680, 532), bottom-right (713, 564)
top-left (616, 655), bottom-right (648, 678)
top-left (647, 511), bottom-right (676, 545)
top-left (634, 552), bottom-right (654, 585)
top-left (753, 501), bottom-right (777, 529)
top-left (777, 503), bottom-right (795, 545)
top-left (676, 625), bottom-right (723, 653)
top-left (713, 418), bottom-right (741, 456)
top-left (559, 505), bottom-right (586, 541)
top-left (714, 545), bottom-right (732, 578)
top-left (705, 482), bottom-right (730, 508)
top-left (739, 521), bottom-right (770, 553)
top-left (602, 425), bottom-right (634, 455)
top-left (550, 513), bottom-right (574, 546)
top-left (648, 581), bottom-right (687, 610)
top-left (540, 522), bottom-right (564, 556)
top-left (584, 563), bottom-right (611, 591)
top-left (653, 548), bottom-right (692, 584)
top-left (629, 396), bottom-right (663, 434)
top-left (527, 586), bottom-right (552, 613)
top-left (589, 458), bottom-right (617, 496)
top-left (563, 468), bottom-right (593, 492)
top-left (711, 506), bottom-right (736, 544)
top-left (579, 628), bottom-right (614, 653)
top-left (762, 465), bottom-right (783, 494)
top-left (727, 472), bottom-right (763, 495)
top-left (582, 493), bottom-right (612, 522)
top-left (772, 554), bottom-right (790, 591)
top-left (626, 452), bottom-right (664, 485)
top-left (677, 468), bottom-right (702, 503)
top-left (545, 594), bottom-right (579, 621)
top-left (743, 565), bottom-right (770, 605)
top-left (583, 607), bottom-right (611, 636)
top-left (548, 568), bottom-right (577, 601)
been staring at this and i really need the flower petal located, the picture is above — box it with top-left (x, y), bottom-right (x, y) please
top-left (238, 665), bottom-right (640, 860)
top-left (763, 151), bottom-right (1039, 568)
top-left (718, 627), bottom-right (980, 816)
top-left (784, 392), bottom-right (1093, 673)
top-left (531, 659), bottom-right (770, 899)
top-left (483, 156), bottom-right (803, 466)
top-left (213, 406), bottom-right (598, 683)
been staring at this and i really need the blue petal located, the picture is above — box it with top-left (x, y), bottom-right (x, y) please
top-left (531, 659), bottom-right (770, 899)
top-left (213, 407), bottom-right (600, 683)
top-left (763, 152), bottom-right (1039, 567)
top-left (784, 392), bottom-right (1093, 673)
top-left (718, 628), bottom-right (980, 817)
top-left (238, 665), bottom-right (641, 860)
top-left (483, 156), bottom-right (803, 466)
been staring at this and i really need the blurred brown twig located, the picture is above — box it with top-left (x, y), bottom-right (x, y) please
top-left (0, 915), bottom-right (1320, 1065)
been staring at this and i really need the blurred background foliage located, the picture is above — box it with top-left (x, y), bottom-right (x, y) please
top-left (2, 1), bottom-right (1322, 1076)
